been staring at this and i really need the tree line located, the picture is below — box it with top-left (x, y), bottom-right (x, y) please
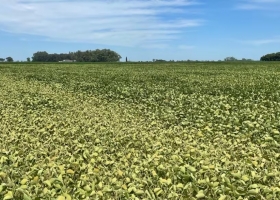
top-left (32, 49), bottom-right (121, 62)
top-left (223, 57), bottom-right (254, 61)
top-left (260, 52), bottom-right (280, 61)
top-left (0, 57), bottom-right (14, 62)
top-left (1, 49), bottom-right (121, 62)
top-left (3, 51), bottom-right (280, 62)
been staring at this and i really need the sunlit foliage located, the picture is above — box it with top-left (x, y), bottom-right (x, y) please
top-left (0, 62), bottom-right (280, 199)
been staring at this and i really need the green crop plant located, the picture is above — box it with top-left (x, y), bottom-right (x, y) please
top-left (0, 62), bottom-right (280, 199)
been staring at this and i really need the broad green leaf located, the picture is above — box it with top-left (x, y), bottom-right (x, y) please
top-left (218, 195), bottom-right (227, 200)
top-left (57, 196), bottom-right (65, 200)
top-left (196, 190), bottom-right (205, 199)
top-left (3, 191), bottom-right (13, 200)
top-left (21, 179), bottom-right (28, 185)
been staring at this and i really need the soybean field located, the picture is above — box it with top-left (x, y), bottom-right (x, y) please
top-left (0, 62), bottom-right (280, 200)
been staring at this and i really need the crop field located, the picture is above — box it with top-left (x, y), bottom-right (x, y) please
top-left (0, 62), bottom-right (280, 200)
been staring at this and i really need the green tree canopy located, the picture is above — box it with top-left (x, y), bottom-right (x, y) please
top-left (32, 51), bottom-right (49, 62)
top-left (260, 52), bottom-right (280, 61)
top-left (224, 57), bottom-right (237, 61)
top-left (32, 49), bottom-right (121, 62)
top-left (242, 58), bottom-right (253, 61)
top-left (6, 57), bottom-right (13, 62)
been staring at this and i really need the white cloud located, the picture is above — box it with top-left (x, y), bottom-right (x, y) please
top-left (237, 38), bottom-right (280, 45)
top-left (0, 0), bottom-right (203, 47)
top-left (178, 45), bottom-right (195, 49)
top-left (236, 0), bottom-right (280, 10)
top-left (141, 43), bottom-right (169, 49)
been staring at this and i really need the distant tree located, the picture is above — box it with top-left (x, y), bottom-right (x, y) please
top-left (27, 57), bottom-right (31, 62)
top-left (241, 58), bottom-right (253, 61)
top-left (31, 49), bottom-right (121, 62)
top-left (0, 58), bottom-right (5, 62)
top-left (6, 57), bottom-right (13, 62)
top-left (260, 52), bottom-right (280, 61)
top-left (94, 49), bottom-right (121, 62)
top-left (154, 59), bottom-right (166, 62)
top-left (32, 51), bottom-right (49, 62)
top-left (224, 57), bottom-right (237, 61)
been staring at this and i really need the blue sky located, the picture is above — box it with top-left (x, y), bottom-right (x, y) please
top-left (0, 0), bottom-right (280, 61)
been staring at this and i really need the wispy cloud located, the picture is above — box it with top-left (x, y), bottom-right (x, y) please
top-left (236, 0), bottom-right (280, 10)
top-left (237, 38), bottom-right (280, 45)
top-left (0, 0), bottom-right (203, 47)
top-left (178, 45), bottom-right (195, 49)
top-left (141, 43), bottom-right (169, 49)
